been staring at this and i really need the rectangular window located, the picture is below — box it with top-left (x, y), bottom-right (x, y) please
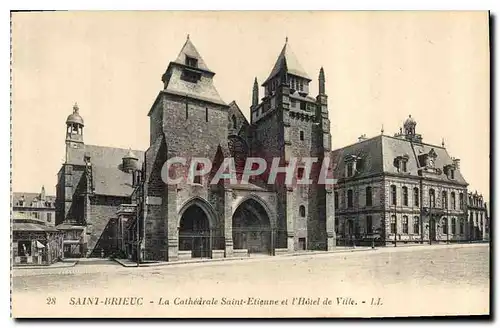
top-left (442, 218), bottom-right (448, 234)
top-left (300, 102), bottom-right (306, 110)
top-left (47, 213), bottom-right (52, 223)
top-left (402, 187), bottom-right (408, 206)
top-left (402, 160), bottom-right (407, 172)
top-left (347, 190), bottom-right (353, 208)
top-left (334, 192), bottom-right (339, 210)
top-left (365, 187), bottom-right (372, 207)
top-left (442, 191), bottom-right (448, 209)
top-left (414, 188), bottom-right (419, 207)
top-left (402, 216), bottom-right (408, 234)
top-left (413, 217), bottom-right (420, 234)
top-left (347, 162), bottom-right (353, 177)
top-left (391, 185), bottom-right (397, 206)
top-left (451, 218), bottom-right (456, 234)
top-left (300, 131), bottom-right (304, 141)
top-left (366, 215), bottom-right (373, 234)
top-left (429, 189), bottom-right (435, 208)
top-left (297, 168), bottom-right (304, 180)
top-left (181, 70), bottom-right (199, 83)
top-left (185, 56), bottom-right (198, 68)
top-left (390, 215), bottom-right (397, 234)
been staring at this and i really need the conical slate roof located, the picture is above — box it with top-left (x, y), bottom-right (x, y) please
top-left (162, 36), bottom-right (225, 105)
top-left (263, 40), bottom-right (311, 85)
top-left (173, 36), bottom-right (212, 72)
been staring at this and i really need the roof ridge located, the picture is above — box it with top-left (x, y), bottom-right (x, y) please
top-left (173, 37), bottom-right (211, 72)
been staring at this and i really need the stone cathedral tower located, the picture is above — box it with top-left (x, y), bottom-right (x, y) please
top-left (250, 39), bottom-right (336, 251)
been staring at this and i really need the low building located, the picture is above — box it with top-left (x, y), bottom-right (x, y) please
top-left (332, 116), bottom-right (469, 246)
top-left (13, 186), bottom-right (56, 227)
top-left (55, 103), bottom-right (144, 258)
top-left (467, 192), bottom-right (489, 241)
top-left (12, 214), bottom-right (63, 266)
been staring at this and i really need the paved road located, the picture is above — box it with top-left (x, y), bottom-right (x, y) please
top-left (12, 244), bottom-right (490, 318)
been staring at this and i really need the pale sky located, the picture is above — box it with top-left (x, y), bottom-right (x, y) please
top-left (11, 11), bottom-right (490, 202)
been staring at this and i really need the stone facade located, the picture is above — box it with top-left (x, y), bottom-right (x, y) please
top-left (467, 192), bottom-right (489, 241)
top-left (13, 186), bottom-right (56, 227)
top-left (133, 37), bottom-right (335, 262)
top-left (55, 103), bottom-right (144, 258)
top-left (332, 117), bottom-right (477, 246)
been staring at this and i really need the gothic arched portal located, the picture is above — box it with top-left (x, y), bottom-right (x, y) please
top-left (179, 205), bottom-right (211, 258)
top-left (232, 198), bottom-right (272, 255)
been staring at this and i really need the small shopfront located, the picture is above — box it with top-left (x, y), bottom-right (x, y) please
top-left (13, 218), bottom-right (63, 266)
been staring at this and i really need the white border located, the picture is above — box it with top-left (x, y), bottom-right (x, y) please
top-left (2, 1), bottom-right (497, 327)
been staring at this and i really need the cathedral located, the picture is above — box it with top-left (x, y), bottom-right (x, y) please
top-left (53, 36), bottom-right (488, 261)
top-left (137, 36), bottom-right (335, 261)
top-left (55, 36), bottom-right (336, 261)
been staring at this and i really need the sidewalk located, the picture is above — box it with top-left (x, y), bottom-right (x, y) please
top-left (13, 260), bottom-right (77, 270)
top-left (114, 246), bottom-right (374, 268)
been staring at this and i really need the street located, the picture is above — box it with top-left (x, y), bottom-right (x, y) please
top-left (12, 244), bottom-right (490, 318)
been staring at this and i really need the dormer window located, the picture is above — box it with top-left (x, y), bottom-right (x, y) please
top-left (444, 164), bottom-right (456, 180)
top-left (344, 154), bottom-right (361, 178)
top-left (185, 56), bottom-right (198, 68)
top-left (346, 162), bottom-right (354, 177)
top-left (394, 155), bottom-right (409, 173)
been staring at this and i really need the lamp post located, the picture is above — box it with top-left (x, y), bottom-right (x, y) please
top-left (393, 204), bottom-right (397, 247)
top-left (446, 202), bottom-right (450, 245)
top-left (429, 204), bottom-right (433, 245)
top-left (135, 179), bottom-right (140, 267)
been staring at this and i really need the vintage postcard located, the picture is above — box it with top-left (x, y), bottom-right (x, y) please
top-left (10, 11), bottom-right (490, 318)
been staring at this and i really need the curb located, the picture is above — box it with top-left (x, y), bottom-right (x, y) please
top-left (113, 247), bottom-right (376, 268)
top-left (13, 261), bottom-right (78, 270)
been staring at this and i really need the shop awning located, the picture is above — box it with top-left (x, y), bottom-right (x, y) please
top-left (36, 241), bottom-right (45, 248)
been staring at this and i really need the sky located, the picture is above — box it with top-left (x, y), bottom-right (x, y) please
top-left (11, 11), bottom-right (490, 202)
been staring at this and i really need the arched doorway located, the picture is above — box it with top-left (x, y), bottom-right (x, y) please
top-left (232, 198), bottom-right (272, 255)
top-left (179, 205), bottom-right (211, 258)
top-left (429, 217), bottom-right (437, 242)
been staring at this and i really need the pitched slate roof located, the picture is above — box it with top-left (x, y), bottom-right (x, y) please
top-left (163, 38), bottom-right (226, 106)
top-left (12, 192), bottom-right (56, 207)
top-left (263, 41), bottom-right (311, 85)
top-left (13, 219), bottom-right (59, 232)
top-left (66, 144), bottom-right (144, 168)
top-left (173, 37), bottom-right (212, 73)
top-left (332, 135), bottom-right (467, 185)
top-left (66, 144), bottom-right (144, 197)
top-left (92, 166), bottom-right (135, 197)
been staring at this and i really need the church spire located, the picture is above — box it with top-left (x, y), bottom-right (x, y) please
top-left (252, 77), bottom-right (259, 108)
top-left (319, 67), bottom-right (325, 95)
top-left (262, 39), bottom-right (311, 86)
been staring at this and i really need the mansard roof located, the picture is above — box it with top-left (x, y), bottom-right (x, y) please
top-left (331, 135), bottom-right (468, 185)
top-left (263, 41), bottom-right (311, 85)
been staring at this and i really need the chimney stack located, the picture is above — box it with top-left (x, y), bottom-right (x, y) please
top-left (358, 134), bottom-right (367, 142)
